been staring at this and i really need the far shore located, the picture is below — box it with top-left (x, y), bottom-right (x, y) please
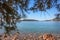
top-left (18, 18), bottom-right (60, 22)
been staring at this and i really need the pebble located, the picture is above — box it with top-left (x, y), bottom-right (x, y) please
top-left (0, 33), bottom-right (59, 40)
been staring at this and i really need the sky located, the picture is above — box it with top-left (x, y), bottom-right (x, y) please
top-left (26, 7), bottom-right (58, 20)
top-left (0, 0), bottom-right (60, 21)
top-left (18, 0), bottom-right (60, 21)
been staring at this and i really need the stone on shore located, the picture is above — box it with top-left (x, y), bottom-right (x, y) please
top-left (42, 33), bottom-right (56, 40)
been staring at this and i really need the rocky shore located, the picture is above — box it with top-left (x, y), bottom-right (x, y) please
top-left (0, 32), bottom-right (60, 40)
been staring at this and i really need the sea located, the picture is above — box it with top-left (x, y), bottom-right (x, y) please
top-left (0, 21), bottom-right (60, 34)
top-left (16, 21), bottom-right (60, 34)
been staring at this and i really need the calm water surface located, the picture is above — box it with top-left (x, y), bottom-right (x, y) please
top-left (0, 21), bottom-right (60, 34)
top-left (16, 21), bottom-right (60, 34)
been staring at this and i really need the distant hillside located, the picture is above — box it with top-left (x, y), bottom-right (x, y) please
top-left (52, 14), bottom-right (60, 21)
top-left (21, 19), bottom-right (39, 21)
top-left (52, 18), bottom-right (60, 21)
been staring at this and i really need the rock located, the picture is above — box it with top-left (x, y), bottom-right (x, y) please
top-left (38, 35), bottom-right (43, 40)
top-left (42, 33), bottom-right (56, 40)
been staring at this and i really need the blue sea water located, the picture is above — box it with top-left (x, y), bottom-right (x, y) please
top-left (0, 21), bottom-right (60, 34)
top-left (16, 21), bottom-right (60, 34)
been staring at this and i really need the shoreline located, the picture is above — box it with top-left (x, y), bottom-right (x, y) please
top-left (0, 32), bottom-right (60, 40)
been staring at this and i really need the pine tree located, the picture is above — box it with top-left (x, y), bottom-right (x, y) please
top-left (0, 0), bottom-right (60, 34)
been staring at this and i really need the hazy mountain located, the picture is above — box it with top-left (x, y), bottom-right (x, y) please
top-left (21, 19), bottom-right (39, 21)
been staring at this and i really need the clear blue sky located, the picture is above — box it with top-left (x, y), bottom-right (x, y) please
top-left (18, 0), bottom-right (60, 20)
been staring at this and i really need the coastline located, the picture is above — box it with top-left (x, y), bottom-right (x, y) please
top-left (0, 32), bottom-right (60, 40)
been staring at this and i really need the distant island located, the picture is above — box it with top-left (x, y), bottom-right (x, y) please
top-left (52, 18), bottom-right (60, 21)
top-left (44, 18), bottom-right (60, 21)
top-left (52, 14), bottom-right (60, 21)
top-left (45, 14), bottom-right (60, 21)
top-left (19, 14), bottom-right (60, 21)
top-left (21, 19), bottom-right (39, 21)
